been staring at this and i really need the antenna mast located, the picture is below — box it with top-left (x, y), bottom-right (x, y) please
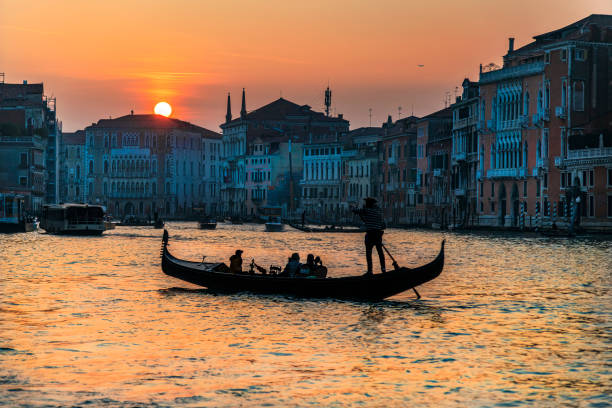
top-left (369, 108), bottom-right (372, 127)
top-left (324, 86), bottom-right (332, 117)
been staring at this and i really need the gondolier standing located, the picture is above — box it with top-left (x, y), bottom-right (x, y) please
top-left (352, 197), bottom-right (386, 275)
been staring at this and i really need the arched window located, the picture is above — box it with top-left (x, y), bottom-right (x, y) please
top-left (490, 144), bottom-right (496, 169)
top-left (103, 182), bottom-right (108, 195)
top-left (104, 160), bottom-right (109, 174)
top-left (76, 165), bottom-right (80, 179)
top-left (89, 160), bottom-right (93, 174)
top-left (112, 182), bottom-right (116, 193)
top-left (152, 182), bottom-right (157, 196)
top-left (88, 182), bottom-right (93, 197)
top-left (523, 92), bottom-right (529, 115)
top-left (112, 160), bottom-right (116, 173)
top-left (166, 182), bottom-right (170, 194)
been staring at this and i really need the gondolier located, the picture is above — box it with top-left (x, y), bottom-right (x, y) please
top-left (352, 197), bottom-right (386, 275)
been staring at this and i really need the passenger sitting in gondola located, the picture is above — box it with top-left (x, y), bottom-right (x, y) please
top-left (229, 249), bottom-right (243, 273)
top-left (313, 256), bottom-right (328, 278)
top-left (299, 254), bottom-right (316, 276)
top-left (280, 253), bottom-right (301, 277)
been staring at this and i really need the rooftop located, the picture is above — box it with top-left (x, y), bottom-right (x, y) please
top-left (87, 114), bottom-right (221, 138)
top-left (224, 97), bottom-right (349, 127)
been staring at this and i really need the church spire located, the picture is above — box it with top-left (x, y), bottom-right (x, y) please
top-left (225, 92), bottom-right (232, 123)
top-left (240, 88), bottom-right (247, 119)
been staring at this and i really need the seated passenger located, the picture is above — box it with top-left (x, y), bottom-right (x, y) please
top-left (229, 249), bottom-right (243, 273)
top-left (313, 256), bottom-right (327, 278)
top-left (280, 253), bottom-right (301, 277)
top-left (299, 254), bottom-right (316, 276)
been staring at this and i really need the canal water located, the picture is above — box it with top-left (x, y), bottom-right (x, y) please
top-left (1, 224), bottom-right (610, 407)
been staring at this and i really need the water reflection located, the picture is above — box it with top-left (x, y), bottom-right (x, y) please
top-left (0, 223), bottom-right (610, 407)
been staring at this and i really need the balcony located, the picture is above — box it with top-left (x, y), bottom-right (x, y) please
top-left (452, 117), bottom-right (477, 130)
top-left (561, 147), bottom-right (612, 167)
top-left (519, 115), bottom-right (529, 127)
top-left (555, 106), bottom-right (567, 119)
top-left (454, 188), bottom-right (465, 196)
top-left (433, 168), bottom-right (443, 177)
top-left (388, 156), bottom-right (397, 165)
top-left (532, 109), bottom-right (550, 127)
top-left (486, 168), bottom-right (529, 179)
top-left (479, 61), bottom-right (545, 84)
top-left (536, 157), bottom-right (549, 170)
top-left (452, 151), bottom-right (466, 162)
top-left (567, 147), bottom-right (612, 160)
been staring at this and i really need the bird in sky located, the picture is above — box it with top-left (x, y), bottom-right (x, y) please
top-left (417, 64), bottom-right (425, 67)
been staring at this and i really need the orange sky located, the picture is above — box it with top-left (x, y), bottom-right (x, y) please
top-left (1, 0), bottom-right (610, 131)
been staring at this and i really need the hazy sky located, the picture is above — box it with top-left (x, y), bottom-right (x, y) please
top-left (1, 0), bottom-right (610, 132)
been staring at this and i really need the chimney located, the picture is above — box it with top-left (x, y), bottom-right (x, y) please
top-left (456, 96), bottom-right (461, 103)
top-left (508, 37), bottom-right (515, 53)
top-left (338, 113), bottom-right (343, 120)
top-left (225, 92), bottom-right (232, 123)
top-left (130, 110), bottom-right (134, 115)
top-left (23, 80), bottom-right (27, 85)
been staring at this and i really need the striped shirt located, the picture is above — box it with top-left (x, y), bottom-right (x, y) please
top-left (353, 206), bottom-right (386, 231)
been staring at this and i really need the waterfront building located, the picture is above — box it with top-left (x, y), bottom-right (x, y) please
top-left (450, 79), bottom-right (480, 227)
top-left (221, 90), bottom-right (349, 218)
top-left (301, 134), bottom-right (345, 221)
top-left (245, 131), bottom-right (303, 217)
top-left (415, 108), bottom-right (453, 227)
top-left (341, 127), bottom-right (384, 219)
top-left (0, 80), bottom-right (61, 207)
top-left (0, 134), bottom-right (46, 214)
top-left (59, 131), bottom-right (86, 204)
top-left (478, 14), bottom-right (612, 230)
top-left (81, 113), bottom-right (221, 219)
top-left (381, 115), bottom-right (418, 224)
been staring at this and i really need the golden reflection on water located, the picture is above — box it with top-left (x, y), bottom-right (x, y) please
top-left (0, 223), bottom-right (610, 407)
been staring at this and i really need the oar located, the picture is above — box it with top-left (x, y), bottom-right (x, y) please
top-left (381, 243), bottom-right (421, 300)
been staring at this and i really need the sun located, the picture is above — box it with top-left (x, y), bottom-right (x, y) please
top-left (154, 101), bottom-right (172, 117)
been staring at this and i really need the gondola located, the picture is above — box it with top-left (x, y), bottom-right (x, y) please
top-left (160, 230), bottom-right (445, 301)
top-left (289, 223), bottom-right (365, 233)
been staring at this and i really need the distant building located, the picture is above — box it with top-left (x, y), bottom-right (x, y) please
top-left (381, 116), bottom-right (418, 224)
top-left (220, 91), bottom-right (349, 218)
top-left (79, 113), bottom-right (221, 219)
top-left (416, 107), bottom-right (452, 227)
top-left (342, 127), bottom-right (384, 218)
top-left (450, 79), bottom-right (480, 227)
top-left (0, 134), bottom-right (46, 213)
top-left (245, 131), bottom-right (303, 217)
top-left (58, 130), bottom-right (86, 203)
top-left (478, 14), bottom-right (612, 230)
top-left (0, 80), bottom-right (61, 207)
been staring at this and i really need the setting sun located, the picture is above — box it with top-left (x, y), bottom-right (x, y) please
top-left (154, 101), bottom-right (172, 117)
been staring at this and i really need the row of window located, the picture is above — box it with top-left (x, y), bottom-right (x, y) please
top-left (482, 195), bottom-right (611, 218)
top-left (304, 147), bottom-right (341, 156)
top-left (92, 132), bottom-right (220, 152)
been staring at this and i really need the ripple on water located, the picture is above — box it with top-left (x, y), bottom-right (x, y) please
top-left (0, 224), bottom-right (610, 407)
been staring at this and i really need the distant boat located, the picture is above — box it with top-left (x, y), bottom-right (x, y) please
top-left (265, 217), bottom-right (284, 232)
top-left (229, 216), bottom-right (244, 225)
top-left (160, 230), bottom-right (445, 301)
top-left (117, 215), bottom-right (157, 227)
top-left (289, 223), bottom-right (364, 233)
top-left (0, 194), bottom-right (36, 233)
top-left (198, 218), bottom-right (217, 230)
top-left (40, 203), bottom-right (106, 235)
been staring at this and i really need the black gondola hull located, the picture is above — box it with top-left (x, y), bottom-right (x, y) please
top-left (160, 231), bottom-right (444, 301)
